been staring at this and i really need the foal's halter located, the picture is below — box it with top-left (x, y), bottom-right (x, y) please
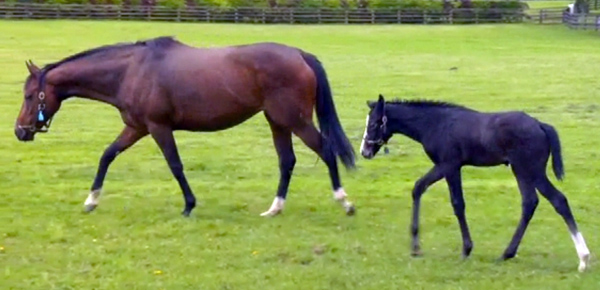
top-left (363, 115), bottom-right (388, 146)
top-left (17, 91), bottom-right (53, 133)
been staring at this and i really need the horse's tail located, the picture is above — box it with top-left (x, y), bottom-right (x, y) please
top-left (540, 122), bottom-right (564, 181)
top-left (300, 52), bottom-right (356, 169)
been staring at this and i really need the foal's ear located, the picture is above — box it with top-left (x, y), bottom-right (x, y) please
top-left (376, 94), bottom-right (386, 111)
top-left (25, 60), bottom-right (40, 76)
top-left (367, 100), bottom-right (377, 108)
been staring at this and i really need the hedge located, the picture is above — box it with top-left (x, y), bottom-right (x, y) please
top-left (1, 0), bottom-right (529, 10)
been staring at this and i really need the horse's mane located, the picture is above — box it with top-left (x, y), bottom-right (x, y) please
top-left (38, 36), bottom-right (180, 86)
top-left (386, 98), bottom-right (474, 111)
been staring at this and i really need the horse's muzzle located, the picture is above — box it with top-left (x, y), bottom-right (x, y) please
top-left (15, 127), bottom-right (35, 142)
top-left (361, 150), bottom-right (374, 159)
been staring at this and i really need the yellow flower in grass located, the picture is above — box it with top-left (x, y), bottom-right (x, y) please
top-left (153, 270), bottom-right (163, 275)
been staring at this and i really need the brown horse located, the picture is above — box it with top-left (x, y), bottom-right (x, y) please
top-left (14, 36), bottom-right (357, 217)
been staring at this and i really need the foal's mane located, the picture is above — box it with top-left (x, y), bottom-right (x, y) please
top-left (386, 99), bottom-right (474, 111)
top-left (37, 36), bottom-right (180, 85)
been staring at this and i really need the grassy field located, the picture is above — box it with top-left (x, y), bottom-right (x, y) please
top-left (1, 21), bottom-right (600, 289)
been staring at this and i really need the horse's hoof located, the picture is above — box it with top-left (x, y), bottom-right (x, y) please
top-left (181, 209), bottom-right (192, 217)
top-left (346, 205), bottom-right (356, 216)
top-left (411, 249), bottom-right (423, 257)
top-left (84, 204), bottom-right (97, 213)
top-left (260, 209), bottom-right (281, 217)
top-left (579, 253), bottom-right (590, 272)
top-left (498, 253), bottom-right (516, 262)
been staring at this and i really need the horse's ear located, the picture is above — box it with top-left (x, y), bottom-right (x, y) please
top-left (376, 94), bottom-right (386, 111)
top-left (367, 100), bottom-right (376, 108)
top-left (25, 60), bottom-right (40, 76)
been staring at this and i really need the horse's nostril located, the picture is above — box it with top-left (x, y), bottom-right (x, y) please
top-left (15, 127), bottom-right (34, 141)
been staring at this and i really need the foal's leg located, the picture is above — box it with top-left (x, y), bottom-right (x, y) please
top-left (148, 124), bottom-right (197, 217)
top-left (260, 114), bottom-right (296, 217)
top-left (292, 122), bottom-right (355, 215)
top-left (536, 175), bottom-right (590, 272)
top-left (501, 170), bottom-right (539, 261)
top-left (85, 126), bottom-right (147, 212)
top-left (410, 164), bottom-right (449, 256)
top-left (445, 169), bottom-right (473, 258)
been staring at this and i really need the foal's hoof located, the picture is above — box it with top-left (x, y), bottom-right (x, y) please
top-left (411, 250), bottom-right (423, 257)
top-left (181, 209), bottom-right (192, 217)
top-left (84, 204), bottom-right (97, 213)
top-left (579, 253), bottom-right (590, 272)
top-left (260, 209), bottom-right (282, 217)
top-left (411, 247), bottom-right (423, 257)
top-left (462, 245), bottom-right (473, 259)
top-left (346, 205), bottom-right (356, 216)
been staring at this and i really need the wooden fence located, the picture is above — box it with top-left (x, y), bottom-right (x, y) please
top-left (534, 7), bottom-right (600, 30)
top-left (0, 3), bottom-right (527, 24)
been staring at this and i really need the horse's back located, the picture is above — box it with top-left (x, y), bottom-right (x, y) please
top-left (137, 41), bottom-right (315, 131)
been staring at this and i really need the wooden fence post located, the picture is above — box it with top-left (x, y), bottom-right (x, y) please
top-left (371, 9), bottom-right (374, 24)
top-left (539, 9), bottom-right (543, 24)
top-left (397, 9), bottom-right (401, 23)
top-left (318, 8), bottom-right (321, 24)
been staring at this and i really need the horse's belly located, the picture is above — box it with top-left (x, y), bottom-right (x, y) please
top-left (173, 105), bottom-right (261, 132)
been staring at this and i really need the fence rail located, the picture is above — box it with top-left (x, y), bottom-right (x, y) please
top-left (0, 3), bottom-right (527, 24)
top-left (534, 7), bottom-right (600, 30)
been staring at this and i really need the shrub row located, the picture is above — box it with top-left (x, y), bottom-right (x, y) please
top-left (2, 0), bottom-right (528, 10)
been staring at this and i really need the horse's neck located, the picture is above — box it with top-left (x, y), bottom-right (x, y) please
top-left (387, 106), bottom-right (444, 143)
top-left (47, 61), bottom-right (126, 108)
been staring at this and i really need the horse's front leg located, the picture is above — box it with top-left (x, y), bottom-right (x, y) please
top-left (148, 124), bottom-right (197, 217)
top-left (85, 126), bottom-right (147, 212)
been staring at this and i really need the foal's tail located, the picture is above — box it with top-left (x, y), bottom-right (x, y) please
top-left (301, 52), bottom-right (356, 169)
top-left (540, 122), bottom-right (564, 181)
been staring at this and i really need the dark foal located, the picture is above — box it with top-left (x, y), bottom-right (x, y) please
top-left (360, 94), bottom-right (590, 272)
top-left (14, 36), bottom-right (356, 217)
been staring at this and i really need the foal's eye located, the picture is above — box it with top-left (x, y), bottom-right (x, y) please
top-left (25, 94), bottom-right (33, 100)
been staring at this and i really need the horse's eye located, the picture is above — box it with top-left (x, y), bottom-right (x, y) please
top-left (25, 94), bottom-right (33, 100)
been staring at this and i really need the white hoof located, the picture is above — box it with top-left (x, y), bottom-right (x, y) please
top-left (260, 197), bottom-right (284, 217)
top-left (260, 209), bottom-right (282, 217)
top-left (83, 189), bottom-right (101, 212)
top-left (579, 253), bottom-right (590, 272)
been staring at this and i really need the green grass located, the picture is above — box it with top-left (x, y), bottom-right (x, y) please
top-left (2, 21), bottom-right (600, 289)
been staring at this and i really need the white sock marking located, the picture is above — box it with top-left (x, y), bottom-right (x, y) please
top-left (84, 189), bottom-right (101, 207)
top-left (359, 115), bottom-right (370, 156)
top-left (333, 187), bottom-right (353, 212)
top-left (571, 231), bottom-right (590, 272)
top-left (260, 197), bottom-right (285, 217)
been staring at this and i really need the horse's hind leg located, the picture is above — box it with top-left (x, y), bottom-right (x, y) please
top-left (292, 122), bottom-right (355, 215)
top-left (536, 175), bottom-right (590, 272)
top-left (501, 167), bottom-right (539, 260)
top-left (260, 113), bottom-right (296, 217)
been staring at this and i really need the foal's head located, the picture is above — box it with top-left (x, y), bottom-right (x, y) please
top-left (360, 94), bottom-right (391, 159)
top-left (15, 60), bottom-right (62, 142)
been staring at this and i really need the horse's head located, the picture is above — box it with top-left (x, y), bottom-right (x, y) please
top-left (15, 60), bottom-right (61, 142)
top-left (360, 94), bottom-right (391, 159)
